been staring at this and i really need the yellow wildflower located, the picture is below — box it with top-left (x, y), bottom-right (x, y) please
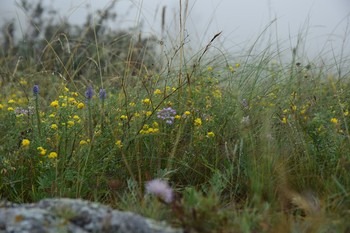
top-left (79, 140), bottom-right (88, 145)
top-left (7, 107), bottom-right (14, 111)
top-left (152, 122), bottom-right (159, 128)
top-left (207, 66), bottom-right (213, 72)
top-left (129, 102), bottom-right (136, 107)
top-left (281, 117), bottom-right (287, 124)
top-left (8, 99), bottom-right (15, 104)
top-left (207, 131), bottom-right (215, 138)
top-left (77, 102), bottom-right (85, 109)
top-left (50, 100), bottom-right (59, 108)
top-left (48, 152), bottom-right (58, 159)
top-left (153, 89), bottom-right (162, 95)
top-left (194, 118), bottom-right (202, 127)
top-left (120, 115), bottom-right (128, 120)
top-left (115, 140), bottom-right (123, 148)
top-left (21, 139), bottom-right (30, 147)
top-left (19, 79), bottom-right (28, 85)
top-left (175, 115), bottom-right (181, 119)
top-left (0, 104), bottom-right (3, 109)
top-left (212, 89), bottom-right (222, 99)
top-left (330, 118), bottom-right (338, 124)
top-left (37, 147), bottom-right (47, 156)
top-left (51, 124), bottom-right (58, 130)
top-left (67, 121), bottom-right (75, 127)
top-left (142, 98), bottom-right (151, 105)
top-left (184, 111), bottom-right (191, 116)
top-left (73, 115), bottom-right (80, 122)
top-left (145, 111), bottom-right (152, 117)
top-left (71, 92), bottom-right (79, 97)
top-left (68, 97), bottom-right (77, 104)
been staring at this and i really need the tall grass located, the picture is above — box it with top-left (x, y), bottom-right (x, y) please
top-left (0, 0), bottom-right (350, 232)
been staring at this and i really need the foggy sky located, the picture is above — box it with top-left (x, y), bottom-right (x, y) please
top-left (1, 0), bottom-right (350, 60)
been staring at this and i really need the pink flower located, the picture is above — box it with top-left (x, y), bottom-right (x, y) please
top-left (145, 179), bottom-right (173, 203)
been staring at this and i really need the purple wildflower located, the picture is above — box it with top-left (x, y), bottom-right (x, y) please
top-left (99, 88), bottom-right (106, 100)
top-left (145, 179), bottom-right (173, 203)
top-left (33, 85), bottom-right (39, 95)
top-left (157, 107), bottom-right (176, 124)
top-left (15, 107), bottom-right (34, 116)
top-left (85, 86), bottom-right (94, 100)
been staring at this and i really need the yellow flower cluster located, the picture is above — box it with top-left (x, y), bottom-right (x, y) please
top-left (51, 124), bottom-right (58, 130)
top-left (194, 118), bottom-right (202, 127)
top-left (50, 100), bottom-right (59, 108)
top-left (142, 98), bottom-right (151, 105)
top-left (115, 140), bottom-right (123, 148)
top-left (140, 123), bottom-right (159, 134)
top-left (49, 91), bottom-right (84, 109)
top-left (79, 139), bottom-right (90, 145)
top-left (212, 89), bottom-right (222, 99)
top-left (37, 147), bottom-right (47, 156)
top-left (67, 120), bottom-right (75, 127)
top-left (206, 131), bottom-right (215, 138)
top-left (48, 152), bottom-right (58, 159)
top-left (120, 115), bottom-right (128, 120)
top-left (228, 63), bottom-right (240, 72)
top-left (153, 89), bottom-right (162, 95)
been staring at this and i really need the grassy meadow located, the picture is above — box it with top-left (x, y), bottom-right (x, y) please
top-left (1, 1), bottom-right (350, 232)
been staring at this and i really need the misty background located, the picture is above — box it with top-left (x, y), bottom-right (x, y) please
top-left (1, 0), bottom-right (350, 61)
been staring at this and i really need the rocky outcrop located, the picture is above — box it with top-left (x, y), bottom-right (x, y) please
top-left (0, 198), bottom-right (182, 233)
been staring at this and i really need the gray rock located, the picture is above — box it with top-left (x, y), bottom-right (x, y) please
top-left (0, 198), bottom-right (182, 233)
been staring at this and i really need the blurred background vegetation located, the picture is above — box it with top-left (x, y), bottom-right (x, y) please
top-left (0, 0), bottom-right (160, 92)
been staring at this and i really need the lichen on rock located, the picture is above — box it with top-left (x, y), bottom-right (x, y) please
top-left (0, 198), bottom-right (182, 233)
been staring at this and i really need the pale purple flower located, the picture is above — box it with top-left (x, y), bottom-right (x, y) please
top-left (99, 88), bottom-right (106, 100)
top-left (85, 86), bottom-right (94, 100)
top-left (15, 107), bottom-right (34, 115)
top-left (145, 179), bottom-right (173, 203)
top-left (157, 107), bottom-right (176, 124)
